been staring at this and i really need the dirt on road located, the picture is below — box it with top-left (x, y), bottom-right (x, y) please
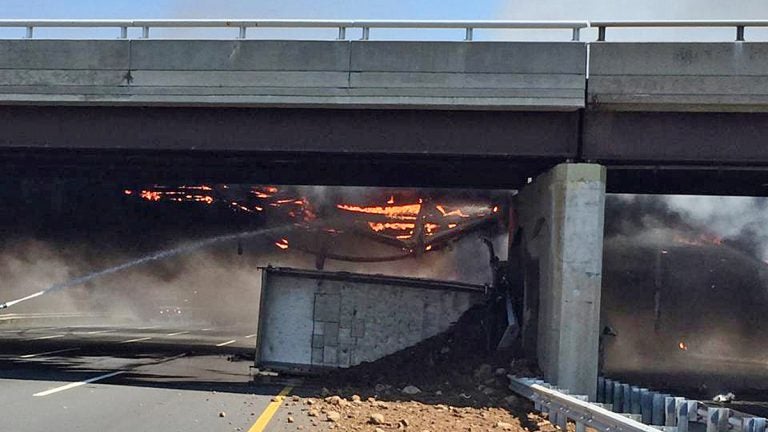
top-left (277, 305), bottom-right (553, 431)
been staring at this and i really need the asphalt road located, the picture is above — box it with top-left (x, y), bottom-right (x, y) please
top-left (0, 321), bottom-right (312, 432)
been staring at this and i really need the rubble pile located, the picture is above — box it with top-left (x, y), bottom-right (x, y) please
top-left (314, 305), bottom-right (538, 408)
top-left (286, 394), bottom-right (548, 432)
top-left (287, 305), bottom-right (547, 431)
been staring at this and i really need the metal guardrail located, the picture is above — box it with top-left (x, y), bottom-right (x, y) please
top-left (591, 20), bottom-right (768, 42)
top-left (0, 19), bottom-right (766, 42)
top-left (597, 377), bottom-right (768, 432)
top-left (510, 376), bottom-right (768, 432)
top-left (509, 376), bottom-right (660, 432)
top-left (0, 19), bottom-right (589, 41)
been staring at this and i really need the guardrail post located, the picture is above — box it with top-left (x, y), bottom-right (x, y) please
top-left (641, 390), bottom-right (654, 424)
top-left (25, 26), bottom-right (33, 39)
top-left (597, 26), bottom-right (606, 41)
top-left (576, 416), bottom-right (586, 432)
top-left (556, 404), bottom-right (568, 430)
top-left (337, 27), bottom-right (346, 40)
top-left (597, 377), bottom-right (605, 402)
top-left (652, 393), bottom-right (670, 425)
top-left (572, 27), bottom-right (581, 41)
top-left (630, 386), bottom-right (642, 414)
top-left (238, 26), bottom-right (247, 39)
top-left (707, 407), bottom-right (730, 432)
top-left (120, 26), bottom-right (128, 39)
top-left (465, 27), bottom-right (474, 41)
top-left (666, 397), bottom-right (684, 426)
top-left (676, 399), bottom-right (690, 432)
top-left (361, 27), bottom-right (370, 40)
top-left (745, 417), bottom-right (766, 432)
top-left (736, 25), bottom-right (745, 41)
top-left (141, 26), bottom-right (149, 39)
top-left (622, 384), bottom-right (631, 413)
top-left (613, 382), bottom-right (623, 412)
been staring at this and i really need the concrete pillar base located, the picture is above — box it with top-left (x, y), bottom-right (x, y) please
top-left (517, 163), bottom-right (606, 399)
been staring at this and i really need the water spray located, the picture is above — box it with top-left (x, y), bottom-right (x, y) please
top-left (0, 226), bottom-right (287, 310)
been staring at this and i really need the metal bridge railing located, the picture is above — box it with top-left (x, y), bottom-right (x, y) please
top-left (2, 19), bottom-right (767, 42)
top-left (591, 20), bottom-right (768, 42)
top-left (0, 19), bottom-right (589, 41)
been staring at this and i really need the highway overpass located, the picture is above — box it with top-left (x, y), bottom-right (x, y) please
top-left (1, 19), bottom-right (767, 399)
top-left (1, 20), bottom-right (767, 193)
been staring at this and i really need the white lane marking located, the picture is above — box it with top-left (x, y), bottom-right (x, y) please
top-left (244, 333), bottom-right (258, 339)
top-left (33, 371), bottom-right (126, 397)
top-left (166, 331), bottom-right (189, 336)
top-left (85, 330), bottom-right (115, 335)
top-left (119, 337), bottom-right (152, 344)
top-left (21, 348), bottom-right (80, 359)
top-left (136, 326), bottom-right (158, 330)
top-left (216, 340), bottom-right (237, 347)
top-left (200, 328), bottom-right (212, 331)
top-left (30, 335), bottom-right (65, 341)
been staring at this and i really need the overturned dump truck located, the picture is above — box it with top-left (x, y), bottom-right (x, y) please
top-left (255, 267), bottom-right (485, 373)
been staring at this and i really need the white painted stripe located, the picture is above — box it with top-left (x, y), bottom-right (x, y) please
top-left (21, 348), bottom-right (80, 359)
top-left (119, 337), bottom-right (152, 344)
top-left (166, 331), bottom-right (189, 336)
top-left (136, 326), bottom-right (158, 330)
top-left (216, 340), bottom-right (237, 347)
top-left (244, 333), bottom-right (258, 339)
top-left (200, 328), bottom-right (212, 331)
top-left (30, 335), bottom-right (65, 341)
top-left (33, 371), bottom-right (126, 397)
top-left (85, 330), bottom-right (115, 335)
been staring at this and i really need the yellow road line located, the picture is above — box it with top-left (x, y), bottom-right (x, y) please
top-left (247, 385), bottom-right (293, 432)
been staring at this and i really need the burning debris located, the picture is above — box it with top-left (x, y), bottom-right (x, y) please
top-left (124, 184), bottom-right (505, 264)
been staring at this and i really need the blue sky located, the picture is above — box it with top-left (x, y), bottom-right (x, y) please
top-left (2, 0), bottom-right (768, 41)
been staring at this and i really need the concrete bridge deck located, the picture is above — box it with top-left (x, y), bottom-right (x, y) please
top-left (2, 33), bottom-right (768, 193)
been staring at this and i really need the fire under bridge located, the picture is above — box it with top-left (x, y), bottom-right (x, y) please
top-left (1, 19), bottom-right (767, 400)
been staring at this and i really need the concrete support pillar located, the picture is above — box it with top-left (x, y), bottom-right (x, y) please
top-left (517, 163), bottom-right (606, 399)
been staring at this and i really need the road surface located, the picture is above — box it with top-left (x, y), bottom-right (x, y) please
top-left (0, 321), bottom-right (314, 432)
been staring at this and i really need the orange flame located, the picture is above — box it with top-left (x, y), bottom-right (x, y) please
top-left (275, 238), bottom-right (289, 250)
top-left (337, 203), bottom-right (421, 220)
top-left (435, 205), bottom-right (470, 218)
top-left (368, 222), bottom-right (416, 232)
top-left (678, 341), bottom-right (688, 351)
top-left (140, 190), bottom-right (162, 201)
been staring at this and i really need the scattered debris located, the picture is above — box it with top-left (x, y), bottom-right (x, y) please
top-left (290, 306), bottom-right (542, 431)
top-left (218, 412), bottom-right (226, 418)
top-left (401, 385), bottom-right (422, 395)
top-left (713, 392), bottom-right (736, 403)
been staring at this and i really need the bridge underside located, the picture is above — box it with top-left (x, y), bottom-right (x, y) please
top-left (5, 106), bottom-right (768, 194)
top-left (0, 105), bottom-right (576, 188)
